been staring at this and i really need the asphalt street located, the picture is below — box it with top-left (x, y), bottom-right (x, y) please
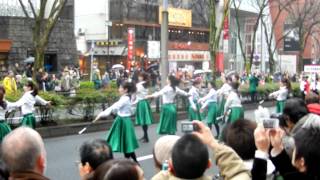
top-left (44, 106), bottom-right (276, 180)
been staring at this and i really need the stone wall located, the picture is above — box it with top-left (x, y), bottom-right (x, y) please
top-left (0, 16), bottom-right (77, 72)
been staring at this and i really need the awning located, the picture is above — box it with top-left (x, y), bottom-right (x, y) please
top-left (0, 40), bottom-right (12, 53)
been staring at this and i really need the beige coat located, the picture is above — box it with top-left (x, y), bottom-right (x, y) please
top-left (152, 144), bottom-right (251, 180)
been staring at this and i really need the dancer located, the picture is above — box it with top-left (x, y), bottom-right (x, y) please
top-left (217, 76), bottom-right (232, 117)
top-left (10, 81), bottom-right (50, 129)
top-left (199, 81), bottom-right (219, 136)
top-left (95, 81), bottom-right (139, 163)
top-left (188, 77), bottom-right (203, 121)
top-left (133, 72), bottom-right (154, 143)
top-left (269, 78), bottom-right (291, 114)
top-left (0, 86), bottom-right (12, 142)
top-left (146, 75), bottom-right (189, 135)
top-left (224, 82), bottom-right (244, 123)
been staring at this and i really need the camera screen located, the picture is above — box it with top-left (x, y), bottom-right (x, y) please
top-left (262, 118), bottom-right (279, 129)
top-left (181, 121), bottom-right (194, 133)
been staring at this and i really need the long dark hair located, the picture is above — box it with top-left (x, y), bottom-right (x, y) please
top-left (168, 75), bottom-right (180, 91)
top-left (139, 72), bottom-right (150, 88)
top-left (25, 81), bottom-right (38, 97)
top-left (282, 78), bottom-right (291, 92)
top-left (121, 81), bottom-right (137, 99)
top-left (0, 86), bottom-right (7, 109)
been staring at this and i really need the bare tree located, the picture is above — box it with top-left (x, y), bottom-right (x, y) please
top-left (231, 0), bottom-right (247, 72)
top-left (285, 0), bottom-right (320, 72)
top-left (261, 0), bottom-right (296, 73)
top-left (247, 0), bottom-right (269, 72)
top-left (209, 0), bottom-right (230, 80)
top-left (18, 0), bottom-right (67, 77)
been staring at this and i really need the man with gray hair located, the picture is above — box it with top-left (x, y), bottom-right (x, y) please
top-left (1, 127), bottom-right (49, 180)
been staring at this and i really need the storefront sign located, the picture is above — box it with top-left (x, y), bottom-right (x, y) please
top-left (148, 41), bottom-right (160, 59)
top-left (127, 28), bottom-right (135, 69)
top-left (95, 41), bottom-right (119, 47)
top-left (168, 51), bottom-right (210, 61)
top-left (304, 65), bottom-right (320, 73)
top-left (159, 7), bottom-right (192, 27)
top-left (283, 23), bottom-right (300, 52)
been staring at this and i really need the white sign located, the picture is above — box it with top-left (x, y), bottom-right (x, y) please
top-left (304, 65), bottom-right (320, 73)
top-left (280, 55), bottom-right (296, 74)
top-left (223, 40), bottom-right (229, 53)
top-left (147, 41), bottom-right (160, 59)
top-left (168, 50), bottom-right (210, 61)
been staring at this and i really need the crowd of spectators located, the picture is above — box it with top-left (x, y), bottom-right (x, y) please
top-left (0, 95), bottom-right (319, 180)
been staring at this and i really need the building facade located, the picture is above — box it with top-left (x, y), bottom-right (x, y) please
top-left (0, 0), bottom-right (77, 76)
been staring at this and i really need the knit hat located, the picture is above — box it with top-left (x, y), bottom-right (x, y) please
top-left (154, 135), bottom-right (180, 165)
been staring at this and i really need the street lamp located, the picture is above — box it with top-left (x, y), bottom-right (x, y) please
top-left (106, 21), bottom-right (112, 69)
top-left (160, 0), bottom-right (169, 87)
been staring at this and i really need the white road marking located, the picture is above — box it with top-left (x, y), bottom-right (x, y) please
top-left (137, 154), bottom-right (154, 162)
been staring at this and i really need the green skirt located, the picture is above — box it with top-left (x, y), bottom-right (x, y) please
top-left (188, 102), bottom-right (202, 121)
top-left (0, 121), bottom-right (11, 142)
top-left (228, 107), bottom-right (244, 123)
top-left (207, 102), bottom-right (218, 124)
top-left (135, 100), bottom-right (154, 125)
top-left (157, 104), bottom-right (177, 135)
top-left (276, 100), bottom-right (285, 114)
top-left (217, 98), bottom-right (226, 117)
top-left (21, 113), bottom-right (36, 129)
top-left (106, 116), bottom-right (139, 153)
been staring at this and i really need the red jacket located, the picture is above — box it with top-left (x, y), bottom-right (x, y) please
top-left (307, 103), bottom-right (320, 115)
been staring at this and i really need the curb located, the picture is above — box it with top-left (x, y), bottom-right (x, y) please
top-left (39, 101), bottom-right (274, 138)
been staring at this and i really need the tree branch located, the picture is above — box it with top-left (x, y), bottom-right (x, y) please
top-left (28, 0), bottom-right (37, 18)
top-left (18, 0), bottom-right (30, 18)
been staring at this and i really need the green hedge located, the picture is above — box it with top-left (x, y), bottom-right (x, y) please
top-left (4, 82), bottom-right (301, 107)
top-left (80, 81), bottom-right (95, 89)
top-left (239, 82), bottom-right (300, 99)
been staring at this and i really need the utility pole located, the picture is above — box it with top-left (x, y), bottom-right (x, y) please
top-left (90, 40), bottom-right (95, 81)
top-left (160, 0), bottom-right (169, 87)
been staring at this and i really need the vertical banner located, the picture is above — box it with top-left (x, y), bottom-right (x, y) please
top-left (127, 28), bottom-right (135, 70)
top-left (216, 52), bottom-right (224, 72)
top-left (223, 17), bottom-right (229, 40)
top-left (223, 17), bottom-right (229, 53)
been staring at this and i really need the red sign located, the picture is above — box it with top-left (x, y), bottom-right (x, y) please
top-left (223, 17), bottom-right (229, 40)
top-left (216, 52), bottom-right (224, 72)
top-left (127, 28), bottom-right (135, 69)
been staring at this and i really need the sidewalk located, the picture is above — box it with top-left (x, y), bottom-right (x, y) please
top-left (37, 101), bottom-right (275, 138)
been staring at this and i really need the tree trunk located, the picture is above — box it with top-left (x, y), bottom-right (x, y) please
top-left (268, 56), bottom-right (275, 74)
top-left (209, 0), bottom-right (217, 82)
top-left (33, 47), bottom-right (45, 78)
top-left (298, 52), bottom-right (303, 73)
top-left (210, 48), bottom-right (216, 82)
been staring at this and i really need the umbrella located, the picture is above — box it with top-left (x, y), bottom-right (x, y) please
top-left (146, 64), bottom-right (159, 71)
top-left (112, 64), bottom-right (125, 69)
top-left (24, 57), bottom-right (35, 63)
top-left (194, 69), bottom-right (205, 75)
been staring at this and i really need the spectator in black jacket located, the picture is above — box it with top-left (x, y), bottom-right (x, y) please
top-left (253, 123), bottom-right (319, 180)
